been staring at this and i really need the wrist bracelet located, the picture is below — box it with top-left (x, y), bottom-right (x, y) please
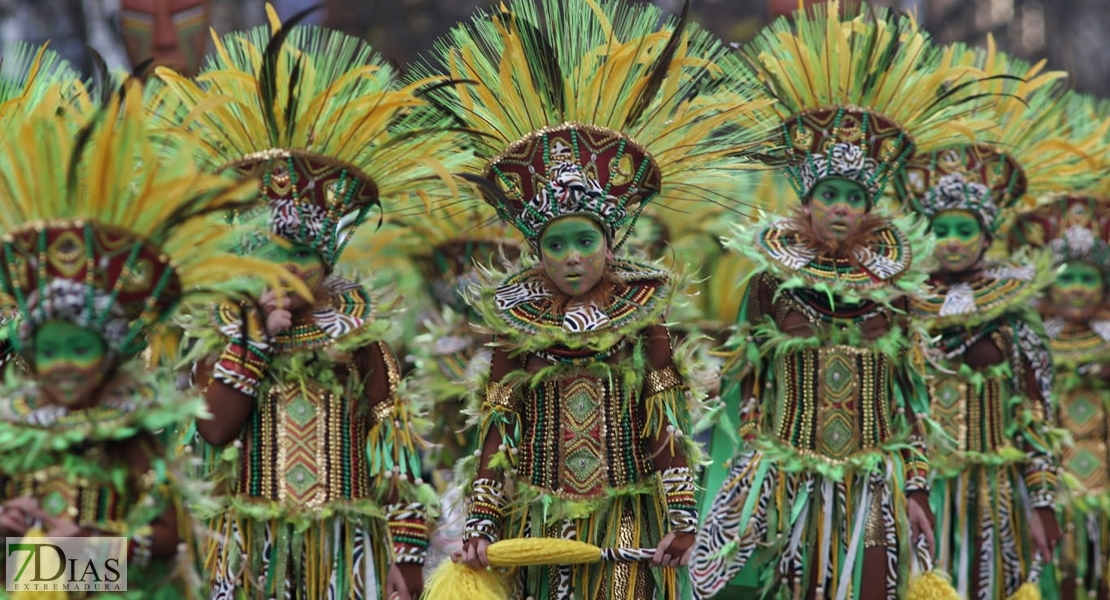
top-left (661, 467), bottom-right (698, 534)
top-left (127, 525), bottom-right (154, 569)
top-left (212, 340), bottom-right (269, 398)
top-left (465, 478), bottom-right (507, 543)
top-left (387, 502), bottom-right (429, 565)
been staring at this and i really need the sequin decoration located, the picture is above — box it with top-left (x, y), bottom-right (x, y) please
top-left (770, 346), bottom-right (893, 458)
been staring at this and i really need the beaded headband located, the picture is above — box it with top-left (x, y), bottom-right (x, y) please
top-left (784, 107), bottom-right (914, 203)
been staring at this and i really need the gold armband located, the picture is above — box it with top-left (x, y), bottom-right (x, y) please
top-left (644, 364), bottom-right (682, 395)
top-left (370, 399), bottom-right (395, 425)
top-left (485, 380), bottom-right (519, 411)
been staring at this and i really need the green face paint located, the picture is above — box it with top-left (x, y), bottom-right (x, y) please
top-left (1050, 261), bottom-right (1105, 319)
top-left (258, 238), bottom-right (325, 305)
top-left (931, 209), bottom-right (987, 273)
top-left (33, 320), bottom-right (109, 409)
top-left (808, 178), bottom-right (869, 242)
top-left (539, 216), bottom-right (608, 297)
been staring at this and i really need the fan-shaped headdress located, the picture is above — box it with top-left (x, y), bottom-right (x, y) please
top-left (743, 0), bottom-right (995, 204)
top-left (0, 85), bottom-right (292, 358)
top-left (1012, 197), bottom-right (1110, 279)
top-left (413, 0), bottom-right (775, 251)
top-left (0, 42), bottom-right (83, 123)
top-left (895, 41), bottom-right (1102, 235)
top-left (154, 6), bottom-right (460, 268)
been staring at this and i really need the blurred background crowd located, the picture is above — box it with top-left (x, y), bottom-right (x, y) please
top-left (1, 0), bottom-right (1106, 95)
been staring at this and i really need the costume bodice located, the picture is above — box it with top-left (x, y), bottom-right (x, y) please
top-left (5, 443), bottom-right (136, 534)
top-left (516, 347), bottom-right (654, 500)
top-left (756, 280), bottom-right (910, 459)
top-left (235, 379), bottom-right (374, 509)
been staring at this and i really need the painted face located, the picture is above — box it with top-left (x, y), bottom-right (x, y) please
top-left (120, 0), bottom-right (209, 77)
top-left (258, 238), bottom-right (326, 309)
top-left (1049, 261), bottom-right (1105, 321)
top-left (931, 209), bottom-right (988, 273)
top-left (807, 178), bottom-right (869, 243)
top-left (33, 320), bottom-right (110, 409)
top-left (539, 216), bottom-right (608, 298)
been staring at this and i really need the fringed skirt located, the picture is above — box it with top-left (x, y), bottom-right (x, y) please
top-left (205, 510), bottom-right (390, 600)
top-left (931, 465), bottom-right (1037, 600)
top-left (501, 489), bottom-right (684, 600)
top-left (1055, 499), bottom-right (1110, 598)
top-left (691, 450), bottom-right (910, 600)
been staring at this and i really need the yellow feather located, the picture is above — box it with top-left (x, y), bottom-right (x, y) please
top-left (265, 2), bottom-right (282, 32)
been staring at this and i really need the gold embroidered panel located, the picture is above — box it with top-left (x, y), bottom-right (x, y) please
top-left (929, 374), bottom-right (1010, 454)
top-left (770, 345), bottom-right (894, 459)
top-left (1059, 388), bottom-right (1110, 494)
top-left (236, 382), bottom-right (372, 509)
top-left (8, 464), bottom-right (132, 535)
top-left (518, 373), bottom-right (653, 499)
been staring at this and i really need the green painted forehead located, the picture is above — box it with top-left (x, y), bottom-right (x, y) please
top-left (33, 320), bottom-right (107, 356)
top-left (814, 178), bottom-right (867, 193)
top-left (1060, 261), bottom-right (1103, 278)
top-left (35, 320), bottom-right (101, 339)
top-left (540, 215), bottom-right (607, 241)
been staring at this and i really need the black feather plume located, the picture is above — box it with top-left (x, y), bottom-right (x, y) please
top-left (625, 0), bottom-right (690, 126)
top-left (258, 4), bottom-right (323, 146)
top-left (495, 8), bottom-right (564, 118)
top-left (85, 47), bottom-right (116, 108)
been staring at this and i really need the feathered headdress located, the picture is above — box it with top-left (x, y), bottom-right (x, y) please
top-left (743, 0), bottom-right (994, 204)
top-left (0, 84), bottom-right (295, 358)
top-left (1012, 196), bottom-right (1110, 279)
top-left (395, 204), bottom-right (520, 301)
top-left (1010, 92), bottom-right (1110, 276)
top-left (895, 41), bottom-right (1102, 234)
top-left (0, 42), bottom-right (85, 127)
top-left (153, 5), bottom-right (460, 268)
top-left (412, 0), bottom-right (775, 251)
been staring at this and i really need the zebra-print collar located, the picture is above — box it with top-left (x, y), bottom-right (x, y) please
top-left (754, 218), bottom-right (913, 292)
top-left (1044, 315), bottom-right (1110, 367)
top-left (914, 261), bottom-right (1041, 327)
top-left (490, 260), bottom-right (669, 339)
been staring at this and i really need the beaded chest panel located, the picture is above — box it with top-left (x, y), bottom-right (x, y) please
top-left (518, 373), bottom-right (652, 498)
top-left (236, 382), bottom-right (372, 509)
top-left (1059, 388), bottom-right (1110, 494)
top-left (770, 345), bottom-right (894, 459)
top-left (929, 374), bottom-right (1011, 454)
top-left (7, 461), bottom-right (132, 535)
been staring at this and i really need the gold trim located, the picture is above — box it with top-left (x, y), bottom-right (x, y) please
top-left (487, 121), bottom-right (657, 176)
top-left (370, 399), bottom-right (395, 425)
top-left (485, 380), bottom-right (518, 412)
top-left (378, 341), bottom-right (402, 397)
top-left (644, 364), bottom-right (681, 395)
top-left (864, 482), bottom-right (886, 548)
top-left (224, 147), bottom-right (378, 198)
